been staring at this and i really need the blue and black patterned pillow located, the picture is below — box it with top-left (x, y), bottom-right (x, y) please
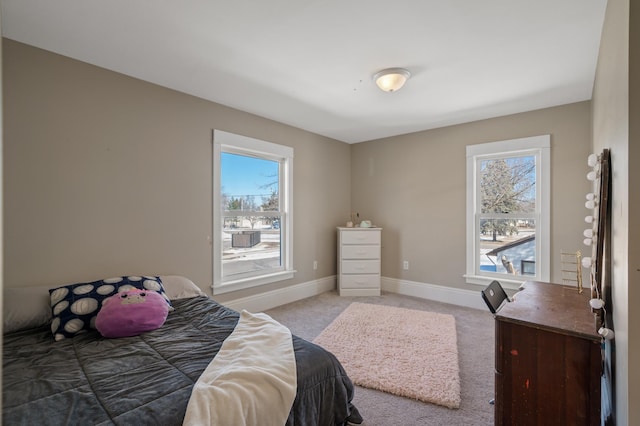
top-left (49, 276), bottom-right (172, 341)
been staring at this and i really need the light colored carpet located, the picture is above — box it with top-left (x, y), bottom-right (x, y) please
top-left (313, 302), bottom-right (461, 409)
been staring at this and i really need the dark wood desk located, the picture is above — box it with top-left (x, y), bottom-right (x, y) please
top-left (494, 281), bottom-right (602, 426)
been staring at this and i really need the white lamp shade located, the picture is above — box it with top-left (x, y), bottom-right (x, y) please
top-left (373, 68), bottom-right (411, 92)
top-left (585, 215), bottom-right (594, 223)
top-left (587, 153), bottom-right (598, 167)
top-left (584, 238), bottom-right (593, 246)
top-left (582, 257), bottom-right (592, 268)
top-left (583, 229), bottom-right (594, 238)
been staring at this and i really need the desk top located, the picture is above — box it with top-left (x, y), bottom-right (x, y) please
top-left (495, 280), bottom-right (600, 341)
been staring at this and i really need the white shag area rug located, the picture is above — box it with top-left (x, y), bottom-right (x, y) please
top-left (313, 302), bottom-right (461, 409)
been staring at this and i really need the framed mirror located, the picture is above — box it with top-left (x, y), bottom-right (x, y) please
top-left (587, 149), bottom-right (610, 327)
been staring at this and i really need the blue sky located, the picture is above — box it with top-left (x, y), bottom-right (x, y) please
top-left (221, 152), bottom-right (278, 198)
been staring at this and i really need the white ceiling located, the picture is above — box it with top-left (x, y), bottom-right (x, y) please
top-left (1, 0), bottom-right (607, 143)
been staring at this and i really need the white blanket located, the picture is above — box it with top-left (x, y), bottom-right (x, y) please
top-left (183, 310), bottom-right (297, 426)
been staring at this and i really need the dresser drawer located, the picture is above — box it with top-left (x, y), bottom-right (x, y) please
top-left (341, 230), bottom-right (381, 245)
top-left (341, 245), bottom-right (380, 259)
top-left (341, 260), bottom-right (380, 274)
top-left (340, 274), bottom-right (380, 289)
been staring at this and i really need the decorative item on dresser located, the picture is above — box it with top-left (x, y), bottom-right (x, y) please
top-left (337, 227), bottom-right (382, 296)
top-left (560, 250), bottom-right (584, 293)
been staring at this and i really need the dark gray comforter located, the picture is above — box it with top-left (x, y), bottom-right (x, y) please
top-left (3, 296), bottom-right (361, 425)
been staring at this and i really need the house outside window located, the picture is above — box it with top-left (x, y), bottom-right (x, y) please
top-left (212, 130), bottom-right (294, 294)
top-left (465, 135), bottom-right (550, 289)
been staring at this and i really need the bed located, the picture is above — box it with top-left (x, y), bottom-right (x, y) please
top-left (2, 275), bottom-right (362, 425)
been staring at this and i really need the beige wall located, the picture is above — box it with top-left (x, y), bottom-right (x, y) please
top-left (629, 2), bottom-right (639, 421)
top-left (592, 0), bottom-right (638, 424)
top-left (1, 16), bottom-right (4, 412)
top-left (351, 102), bottom-right (591, 290)
top-left (2, 39), bottom-right (351, 303)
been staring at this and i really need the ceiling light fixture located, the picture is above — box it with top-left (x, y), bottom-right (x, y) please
top-left (373, 68), bottom-right (411, 92)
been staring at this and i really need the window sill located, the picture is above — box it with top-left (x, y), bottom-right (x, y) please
top-left (464, 274), bottom-right (526, 291)
top-left (212, 270), bottom-right (296, 295)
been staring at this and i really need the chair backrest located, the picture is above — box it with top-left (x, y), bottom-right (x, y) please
top-left (481, 280), bottom-right (510, 313)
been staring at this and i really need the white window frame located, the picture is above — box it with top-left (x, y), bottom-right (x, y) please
top-left (212, 130), bottom-right (294, 294)
top-left (465, 135), bottom-right (550, 289)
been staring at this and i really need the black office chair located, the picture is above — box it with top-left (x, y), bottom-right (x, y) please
top-left (481, 280), bottom-right (510, 313)
top-left (482, 280), bottom-right (510, 407)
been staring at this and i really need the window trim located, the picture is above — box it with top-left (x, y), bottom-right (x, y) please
top-left (212, 130), bottom-right (295, 294)
top-left (465, 135), bottom-right (550, 289)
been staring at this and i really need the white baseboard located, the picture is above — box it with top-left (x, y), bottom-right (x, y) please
top-left (381, 277), bottom-right (487, 310)
top-left (223, 275), bottom-right (487, 312)
top-left (224, 276), bottom-right (336, 312)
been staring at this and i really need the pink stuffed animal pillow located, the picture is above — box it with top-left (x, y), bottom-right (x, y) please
top-left (96, 289), bottom-right (170, 338)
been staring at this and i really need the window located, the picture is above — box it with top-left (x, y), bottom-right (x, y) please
top-left (212, 130), bottom-right (294, 294)
top-left (465, 135), bottom-right (550, 288)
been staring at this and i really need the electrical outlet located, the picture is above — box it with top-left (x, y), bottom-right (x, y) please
top-left (403, 260), bottom-right (409, 270)
top-left (313, 260), bottom-right (318, 270)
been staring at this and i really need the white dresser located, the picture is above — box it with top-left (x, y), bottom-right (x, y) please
top-left (337, 227), bottom-right (382, 296)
